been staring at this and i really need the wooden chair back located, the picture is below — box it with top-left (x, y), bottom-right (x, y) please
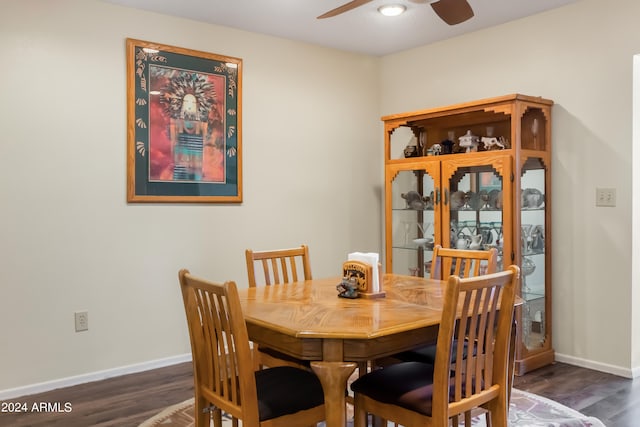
top-left (244, 245), bottom-right (314, 370)
top-left (432, 265), bottom-right (519, 424)
top-left (430, 244), bottom-right (498, 280)
top-left (352, 265), bottom-right (519, 427)
top-left (179, 269), bottom-right (326, 427)
top-left (179, 269), bottom-right (259, 426)
top-left (245, 245), bottom-right (312, 287)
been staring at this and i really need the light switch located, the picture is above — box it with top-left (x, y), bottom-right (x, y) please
top-left (595, 188), bottom-right (616, 207)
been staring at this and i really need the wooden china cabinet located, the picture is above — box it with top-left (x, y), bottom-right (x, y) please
top-left (382, 94), bottom-right (554, 375)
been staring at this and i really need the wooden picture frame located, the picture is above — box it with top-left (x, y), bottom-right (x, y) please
top-left (126, 39), bottom-right (242, 203)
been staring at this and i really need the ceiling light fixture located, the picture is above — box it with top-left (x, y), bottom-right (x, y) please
top-left (378, 4), bottom-right (407, 17)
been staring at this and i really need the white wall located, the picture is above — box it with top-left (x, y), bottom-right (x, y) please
top-left (0, 0), bottom-right (381, 392)
top-left (380, 0), bottom-right (639, 377)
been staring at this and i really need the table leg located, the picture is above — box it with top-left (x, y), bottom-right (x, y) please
top-left (311, 361), bottom-right (357, 427)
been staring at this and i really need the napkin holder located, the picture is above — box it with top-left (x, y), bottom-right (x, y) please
top-left (341, 260), bottom-right (385, 299)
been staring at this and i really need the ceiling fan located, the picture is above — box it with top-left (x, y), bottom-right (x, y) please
top-left (317, 0), bottom-right (474, 25)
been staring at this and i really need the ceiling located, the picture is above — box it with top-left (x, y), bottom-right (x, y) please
top-left (103, 0), bottom-right (578, 56)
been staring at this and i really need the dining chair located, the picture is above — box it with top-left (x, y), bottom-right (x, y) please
top-left (394, 245), bottom-right (499, 364)
top-left (245, 244), bottom-right (312, 287)
top-left (244, 245), bottom-right (313, 370)
top-left (178, 269), bottom-right (326, 427)
top-left (351, 265), bottom-right (519, 427)
top-left (429, 244), bottom-right (499, 280)
top-left (384, 245), bottom-right (503, 426)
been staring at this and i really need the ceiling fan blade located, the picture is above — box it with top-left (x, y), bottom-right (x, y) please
top-left (430, 0), bottom-right (474, 25)
top-left (317, 0), bottom-right (374, 19)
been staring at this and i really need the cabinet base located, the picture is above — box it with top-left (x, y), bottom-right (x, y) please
top-left (515, 348), bottom-right (555, 376)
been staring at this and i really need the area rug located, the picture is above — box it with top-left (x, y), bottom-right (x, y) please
top-left (139, 388), bottom-right (605, 427)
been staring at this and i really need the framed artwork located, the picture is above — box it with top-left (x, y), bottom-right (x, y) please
top-left (126, 39), bottom-right (242, 202)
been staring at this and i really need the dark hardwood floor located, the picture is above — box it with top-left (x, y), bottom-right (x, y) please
top-left (1, 361), bottom-right (637, 426)
top-left (0, 363), bottom-right (194, 427)
top-left (513, 362), bottom-right (640, 426)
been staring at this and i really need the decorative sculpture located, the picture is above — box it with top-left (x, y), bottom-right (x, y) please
top-left (481, 136), bottom-right (508, 150)
top-left (458, 130), bottom-right (480, 153)
top-left (401, 190), bottom-right (429, 210)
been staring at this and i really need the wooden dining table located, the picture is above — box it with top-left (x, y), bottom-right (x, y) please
top-left (237, 273), bottom-right (455, 427)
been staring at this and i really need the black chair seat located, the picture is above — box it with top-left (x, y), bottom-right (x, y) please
top-left (256, 366), bottom-right (324, 421)
top-left (351, 362), bottom-right (437, 416)
top-left (351, 362), bottom-right (473, 417)
top-left (394, 339), bottom-right (469, 364)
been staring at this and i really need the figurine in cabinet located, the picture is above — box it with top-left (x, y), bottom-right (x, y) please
top-left (456, 233), bottom-right (470, 249)
top-left (401, 190), bottom-right (429, 210)
top-left (481, 136), bottom-right (508, 150)
top-left (531, 225), bottom-right (545, 251)
top-left (441, 137), bottom-right (454, 154)
top-left (403, 136), bottom-right (420, 158)
top-left (469, 234), bottom-right (483, 250)
top-left (459, 130), bottom-right (479, 152)
top-left (522, 188), bottom-right (544, 209)
top-left (403, 144), bottom-right (419, 158)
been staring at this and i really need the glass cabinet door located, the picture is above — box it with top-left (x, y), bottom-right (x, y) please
top-left (388, 155), bottom-right (511, 278)
top-left (441, 156), bottom-right (512, 274)
top-left (446, 168), bottom-right (504, 251)
top-left (520, 158), bottom-right (548, 351)
top-left (389, 165), bottom-right (438, 277)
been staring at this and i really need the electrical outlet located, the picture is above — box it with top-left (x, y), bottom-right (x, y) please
top-left (75, 311), bottom-right (88, 332)
top-left (595, 188), bottom-right (616, 207)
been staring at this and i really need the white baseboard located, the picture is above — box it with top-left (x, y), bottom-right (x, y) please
top-left (3, 352), bottom-right (636, 400)
top-left (0, 353), bottom-right (192, 400)
top-left (555, 352), bottom-right (637, 379)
